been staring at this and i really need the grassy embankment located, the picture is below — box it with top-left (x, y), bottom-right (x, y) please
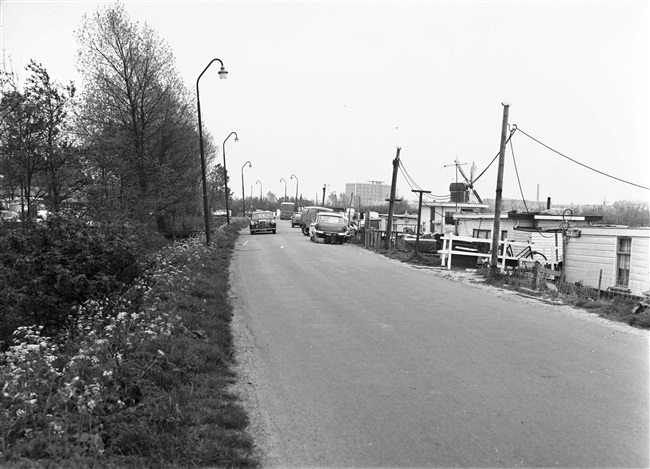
top-left (0, 218), bottom-right (259, 468)
top-left (381, 247), bottom-right (650, 329)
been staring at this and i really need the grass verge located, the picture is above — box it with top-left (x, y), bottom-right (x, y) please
top-left (477, 266), bottom-right (650, 329)
top-left (0, 218), bottom-right (259, 468)
top-left (375, 247), bottom-right (648, 329)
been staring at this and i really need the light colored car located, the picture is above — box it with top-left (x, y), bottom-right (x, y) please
top-left (299, 206), bottom-right (334, 236)
top-left (249, 210), bottom-right (277, 234)
top-left (309, 212), bottom-right (349, 244)
top-left (1, 210), bottom-right (19, 222)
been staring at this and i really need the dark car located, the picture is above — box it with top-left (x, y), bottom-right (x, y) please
top-left (309, 212), bottom-right (349, 244)
top-left (249, 210), bottom-right (276, 234)
top-left (290, 211), bottom-right (302, 228)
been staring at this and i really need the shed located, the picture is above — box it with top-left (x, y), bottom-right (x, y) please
top-left (563, 226), bottom-right (650, 297)
top-left (453, 211), bottom-right (604, 268)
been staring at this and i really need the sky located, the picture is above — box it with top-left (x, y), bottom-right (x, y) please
top-left (1, 0), bottom-right (649, 207)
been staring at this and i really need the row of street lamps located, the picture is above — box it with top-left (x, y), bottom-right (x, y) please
top-left (279, 174), bottom-right (300, 207)
top-left (196, 58), bottom-right (300, 244)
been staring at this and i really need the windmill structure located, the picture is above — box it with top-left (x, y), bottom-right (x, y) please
top-left (452, 157), bottom-right (483, 204)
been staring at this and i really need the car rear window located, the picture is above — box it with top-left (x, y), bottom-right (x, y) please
top-left (318, 215), bottom-right (346, 224)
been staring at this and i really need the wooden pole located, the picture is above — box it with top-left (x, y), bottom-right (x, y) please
top-left (411, 189), bottom-right (431, 259)
top-left (385, 147), bottom-right (401, 250)
top-left (490, 103), bottom-right (510, 276)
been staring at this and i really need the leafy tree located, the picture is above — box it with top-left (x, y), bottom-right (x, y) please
top-left (75, 2), bottom-right (202, 223)
top-left (207, 162), bottom-right (231, 212)
top-left (0, 61), bottom-right (80, 217)
top-left (573, 200), bottom-right (650, 227)
top-left (0, 68), bottom-right (39, 217)
top-left (25, 61), bottom-right (82, 212)
top-left (0, 66), bottom-right (24, 203)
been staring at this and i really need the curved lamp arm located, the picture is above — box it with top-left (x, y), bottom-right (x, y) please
top-left (196, 58), bottom-right (227, 243)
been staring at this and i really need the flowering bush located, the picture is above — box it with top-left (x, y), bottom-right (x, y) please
top-left (0, 221), bottom-right (256, 467)
top-left (0, 213), bottom-right (150, 349)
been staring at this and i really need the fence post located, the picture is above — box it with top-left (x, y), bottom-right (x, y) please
top-left (597, 269), bottom-right (603, 298)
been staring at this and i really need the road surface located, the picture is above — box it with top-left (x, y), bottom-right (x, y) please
top-left (230, 220), bottom-right (649, 468)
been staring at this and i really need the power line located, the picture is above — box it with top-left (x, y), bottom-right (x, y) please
top-left (398, 160), bottom-right (449, 199)
top-left (508, 132), bottom-right (529, 213)
top-left (516, 127), bottom-right (650, 191)
top-left (472, 127), bottom-right (518, 185)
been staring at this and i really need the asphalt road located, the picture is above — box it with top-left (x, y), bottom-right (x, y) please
top-left (230, 219), bottom-right (649, 468)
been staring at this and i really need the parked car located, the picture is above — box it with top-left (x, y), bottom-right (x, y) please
top-left (299, 206), bottom-right (334, 236)
top-left (309, 212), bottom-right (350, 244)
top-left (249, 210), bottom-right (277, 234)
top-left (0, 210), bottom-right (19, 223)
top-left (291, 211), bottom-right (302, 228)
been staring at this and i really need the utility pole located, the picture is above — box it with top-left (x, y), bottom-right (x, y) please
top-left (384, 147), bottom-right (401, 250)
top-left (322, 185), bottom-right (326, 207)
top-left (348, 192), bottom-right (354, 220)
top-left (490, 103), bottom-right (510, 276)
top-left (411, 189), bottom-right (431, 260)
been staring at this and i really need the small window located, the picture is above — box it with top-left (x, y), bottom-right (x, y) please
top-left (444, 212), bottom-right (454, 225)
top-left (473, 229), bottom-right (490, 239)
top-left (616, 237), bottom-right (632, 287)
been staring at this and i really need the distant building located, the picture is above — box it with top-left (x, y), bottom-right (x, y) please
top-left (345, 181), bottom-right (392, 206)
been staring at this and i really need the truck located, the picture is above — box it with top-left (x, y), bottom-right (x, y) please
top-left (279, 202), bottom-right (295, 220)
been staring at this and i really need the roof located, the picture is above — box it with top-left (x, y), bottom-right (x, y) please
top-left (507, 211), bottom-right (603, 222)
top-left (317, 212), bottom-right (345, 218)
top-left (423, 201), bottom-right (489, 210)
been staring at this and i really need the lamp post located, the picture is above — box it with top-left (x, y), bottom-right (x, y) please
top-left (196, 58), bottom-right (228, 245)
top-left (279, 177), bottom-right (287, 202)
top-left (241, 160), bottom-right (251, 217)
top-left (256, 180), bottom-right (263, 203)
top-left (290, 173), bottom-right (299, 210)
top-left (222, 131), bottom-right (239, 225)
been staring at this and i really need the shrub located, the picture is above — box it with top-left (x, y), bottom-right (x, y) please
top-left (0, 213), bottom-right (157, 350)
top-left (1, 222), bottom-right (257, 467)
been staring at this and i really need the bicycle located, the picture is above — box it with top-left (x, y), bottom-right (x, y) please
top-left (505, 244), bottom-right (548, 262)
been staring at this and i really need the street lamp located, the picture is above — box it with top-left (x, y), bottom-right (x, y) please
top-left (256, 180), bottom-right (263, 202)
top-left (279, 177), bottom-right (287, 202)
top-left (290, 173), bottom-right (299, 210)
top-left (241, 160), bottom-right (251, 217)
top-left (222, 131), bottom-right (239, 225)
top-left (196, 57), bottom-right (228, 245)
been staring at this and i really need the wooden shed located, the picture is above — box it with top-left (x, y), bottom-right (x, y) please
top-left (454, 211), bottom-right (603, 268)
top-left (563, 226), bottom-right (650, 297)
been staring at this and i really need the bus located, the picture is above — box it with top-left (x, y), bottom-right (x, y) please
top-left (279, 202), bottom-right (295, 220)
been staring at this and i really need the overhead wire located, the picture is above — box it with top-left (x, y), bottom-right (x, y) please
top-left (516, 127), bottom-right (650, 191)
top-left (471, 127), bottom-right (518, 185)
top-left (398, 160), bottom-right (450, 200)
top-left (508, 129), bottom-right (529, 213)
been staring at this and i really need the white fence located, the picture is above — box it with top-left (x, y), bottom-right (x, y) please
top-left (438, 234), bottom-right (560, 271)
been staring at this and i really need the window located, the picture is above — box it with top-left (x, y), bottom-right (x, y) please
top-left (444, 212), bottom-right (454, 225)
top-left (473, 229), bottom-right (490, 239)
top-left (616, 237), bottom-right (632, 287)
